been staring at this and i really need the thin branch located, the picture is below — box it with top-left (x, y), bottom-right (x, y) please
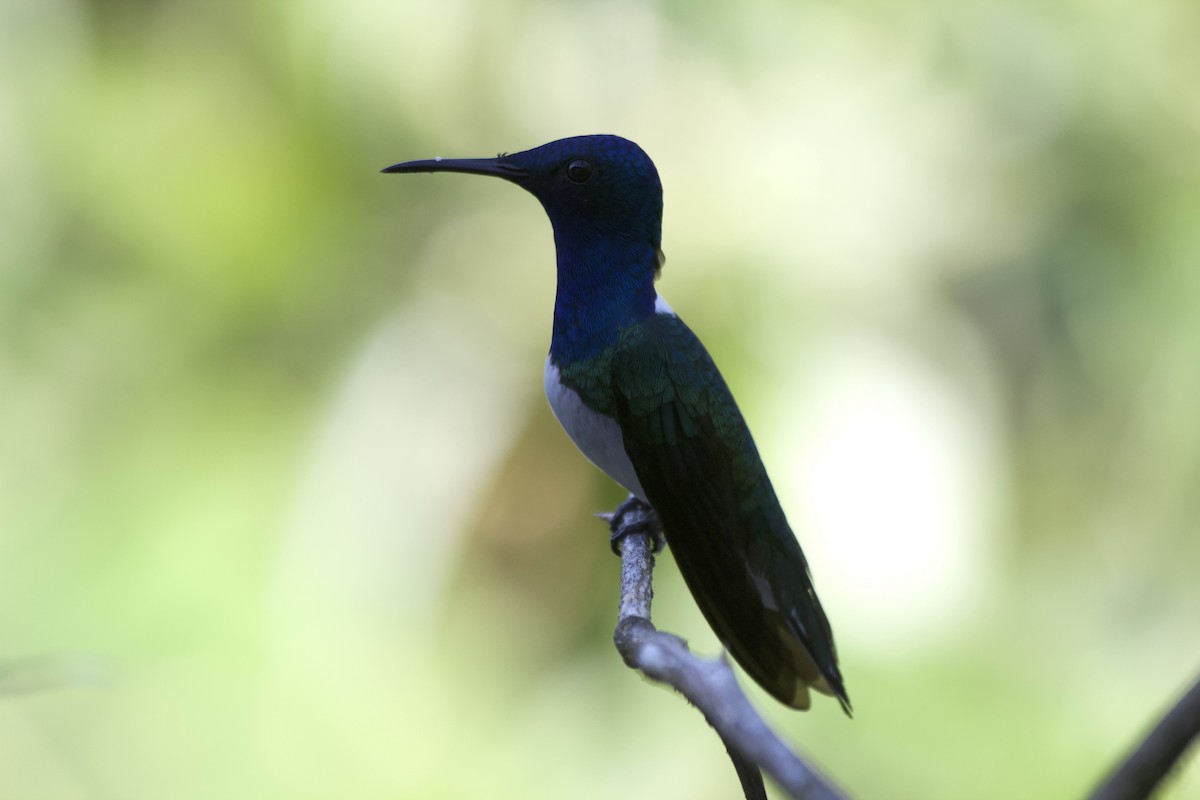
top-left (604, 497), bottom-right (847, 800)
top-left (1089, 671), bottom-right (1200, 800)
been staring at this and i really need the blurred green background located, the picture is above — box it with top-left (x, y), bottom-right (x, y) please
top-left (2, 0), bottom-right (1198, 797)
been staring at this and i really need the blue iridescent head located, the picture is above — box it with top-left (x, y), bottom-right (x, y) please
top-left (386, 135), bottom-right (667, 355)
top-left (384, 134), bottom-right (664, 262)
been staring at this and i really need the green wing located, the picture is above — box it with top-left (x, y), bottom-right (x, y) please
top-left (612, 313), bottom-right (849, 712)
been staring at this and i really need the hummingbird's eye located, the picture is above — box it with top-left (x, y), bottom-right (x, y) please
top-left (566, 159), bottom-right (594, 183)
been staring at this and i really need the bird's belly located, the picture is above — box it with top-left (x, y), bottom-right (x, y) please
top-left (544, 358), bottom-right (646, 500)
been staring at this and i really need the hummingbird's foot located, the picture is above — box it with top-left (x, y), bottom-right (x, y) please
top-left (600, 495), bottom-right (665, 555)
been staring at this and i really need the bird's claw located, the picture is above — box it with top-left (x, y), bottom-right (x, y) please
top-left (601, 495), bottom-right (665, 555)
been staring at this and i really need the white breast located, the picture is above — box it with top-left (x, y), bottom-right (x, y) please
top-left (544, 358), bottom-right (647, 500)
top-left (543, 295), bottom-right (676, 501)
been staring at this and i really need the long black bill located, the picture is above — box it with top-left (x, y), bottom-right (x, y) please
top-left (381, 157), bottom-right (528, 181)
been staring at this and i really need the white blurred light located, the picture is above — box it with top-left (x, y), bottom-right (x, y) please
top-left (769, 332), bottom-right (1003, 653)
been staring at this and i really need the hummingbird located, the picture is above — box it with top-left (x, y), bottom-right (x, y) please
top-left (384, 135), bottom-right (849, 714)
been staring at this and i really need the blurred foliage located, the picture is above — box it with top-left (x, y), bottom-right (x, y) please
top-left (2, 0), bottom-right (1198, 798)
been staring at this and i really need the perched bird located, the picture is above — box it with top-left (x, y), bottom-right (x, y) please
top-left (384, 135), bottom-right (849, 714)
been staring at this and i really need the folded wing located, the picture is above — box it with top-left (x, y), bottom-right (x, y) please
top-left (611, 313), bottom-right (849, 713)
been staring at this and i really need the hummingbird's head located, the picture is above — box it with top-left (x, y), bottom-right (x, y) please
top-left (384, 135), bottom-right (664, 254)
